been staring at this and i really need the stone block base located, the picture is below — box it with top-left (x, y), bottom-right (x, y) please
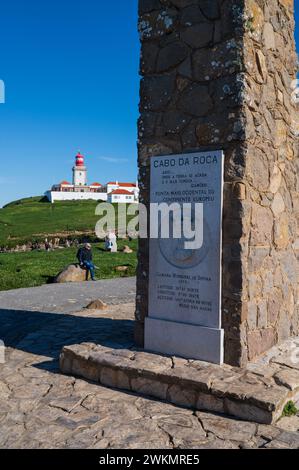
top-left (145, 317), bottom-right (224, 365)
top-left (59, 342), bottom-right (299, 425)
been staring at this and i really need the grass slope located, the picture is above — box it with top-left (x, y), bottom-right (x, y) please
top-left (0, 196), bottom-right (128, 247)
top-left (0, 196), bottom-right (138, 291)
top-left (0, 239), bottom-right (137, 291)
top-left (0, 197), bottom-right (104, 246)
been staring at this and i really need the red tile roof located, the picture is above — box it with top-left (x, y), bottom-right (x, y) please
top-left (90, 182), bottom-right (102, 186)
top-left (60, 181), bottom-right (72, 185)
top-left (107, 182), bottom-right (136, 187)
top-left (109, 189), bottom-right (134, 195)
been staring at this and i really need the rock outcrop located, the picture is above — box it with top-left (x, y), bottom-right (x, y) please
top-left (54, 264), bottom-right (87, 283)
top-left (85, 299), bottom-right (107, 310)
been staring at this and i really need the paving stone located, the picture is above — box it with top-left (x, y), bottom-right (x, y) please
top-left (167, 384), bottom-right (198, 409)
top-left (110, 438), bottom-right (172, 450)
top-left (53, 414), bottom-right (100, 431)
top-left (109, 349), bottom-right (135, 360)
top-left (268, 430), bottom-right (299, 448)
top-left (133, 352), bottom-right (173, 372)
top-left (178, 438), bottom-right (240, 449)
top-left (88, 438), bottom-right (111, 449)
top-left (257, 424), bottom-right (282, 441)
top-left (246, 363), bottom-right (281, 378)
top-left (223, 399), bottom-right (273, 425)
top-left (162, 366), bottom-right (212, 392)
top-left (101, 418), bottom-right (170, 448)
top-left (274, 369), bottom-right (299, 391)
top-left (0, 381), bottom-right (11, 399)
top-left (12, 383), bottom-right (52, 400)
top-left (172, 356), bottom-right (189, 368)
top-left (0, 424), bottom-right (27, 448)
top-left (80, 395), bottom-right (143, 422)
top-left (49, 396), bottom-right (83, 413)
top-left (32, 405), bottom-right (68, 423)
top-left (196, 392), bottom-right (225, 414)
top-left (276, 415), bottom-right (299, 432)
top-left (245, 385), bottom-right (288, 412)
top-left (131, 377), bottom-right (168, 400)
top-left (197, 411), bottom-right (257, 442)
top-left (64, 427), bottom-right (103, 449)
top-left (135, 397), bottom-right (192, 420)
top-left (100, 367), bottom-right (131, 390)
top-left (156, 414), bottom-right (206, 442)
top-left (264, 439), bottom-right (293, 449)
top-left (2, 281), bottom-right (299, 449)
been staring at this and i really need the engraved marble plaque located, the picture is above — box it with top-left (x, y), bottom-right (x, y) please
top-left (145, 151), bottom-right (224, 364)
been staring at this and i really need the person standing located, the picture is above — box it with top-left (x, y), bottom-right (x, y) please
top-left (105, 232), bottom-right (118, 253)
top-left (77, 243), bottom-right (96, 281)
top-left (45, 238), bottom-right (50, 252)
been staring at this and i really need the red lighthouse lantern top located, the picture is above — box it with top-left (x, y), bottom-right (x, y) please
top-left (75, 151), bottom-right (84, 167)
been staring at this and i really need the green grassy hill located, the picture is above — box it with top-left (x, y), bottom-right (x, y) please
top-left (0, 196), bottom-right (122, 248)
top-left (0, 239), bottom-right (137, 291)
top-left (0, 196), bottom-right (138, 291)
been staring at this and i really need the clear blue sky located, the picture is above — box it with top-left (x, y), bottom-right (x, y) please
top-left (0, 0), bottom-right (139, 207)
top-left (0, 1), bottom-right (298, 207)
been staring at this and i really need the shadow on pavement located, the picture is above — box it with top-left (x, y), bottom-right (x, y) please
top-left (0, 307), bottom-right (134, 371)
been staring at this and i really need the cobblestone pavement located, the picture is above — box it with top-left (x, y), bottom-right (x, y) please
top-left (1, 282), bottom-right (299, 448)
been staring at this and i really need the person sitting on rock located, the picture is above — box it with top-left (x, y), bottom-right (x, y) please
top-left (77, 243), bottom-right (96, 281)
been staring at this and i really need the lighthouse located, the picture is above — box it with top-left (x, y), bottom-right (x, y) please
top-left (45, 150), bottom-right (140, 203)
top-left (72, 151), bottom-right (87, 186)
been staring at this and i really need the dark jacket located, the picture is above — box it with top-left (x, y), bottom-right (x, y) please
top-left (77, 247), bottom-right (92, 264)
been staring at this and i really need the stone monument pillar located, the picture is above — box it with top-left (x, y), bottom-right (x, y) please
top-left (135, 0), bottom-right (298, 366)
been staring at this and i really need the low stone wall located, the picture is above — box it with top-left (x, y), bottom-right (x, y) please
top-left (0, 235), bottom-right (99, 253)
top-left (60, 341), bottom-right (299, 425)
top-left (45, 191), bottom-right (108, 203)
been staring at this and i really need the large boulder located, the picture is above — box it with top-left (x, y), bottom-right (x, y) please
top-left (54, 264), bottom-right (86, 283)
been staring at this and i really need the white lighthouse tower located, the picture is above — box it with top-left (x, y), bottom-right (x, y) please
top-left (72, 151), bottom-right (87, 186)
top-left (45, 150), bottom-right (139, 203)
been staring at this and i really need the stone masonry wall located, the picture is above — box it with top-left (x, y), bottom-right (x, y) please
top-left (135, 0), bottom-right (298, 366)
top-left (241, 0), bottom-right (298, 363)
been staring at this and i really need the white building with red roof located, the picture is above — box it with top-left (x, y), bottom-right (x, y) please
top-left (105, 181), bottom-right (139, 203)
top-left (107, 188), bottom-right (136, 204)
top-left (45, 152), bottom-right (139, 203)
